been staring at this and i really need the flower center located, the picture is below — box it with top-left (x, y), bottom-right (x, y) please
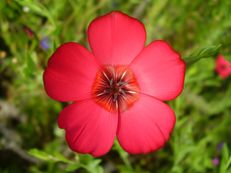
top-left (92, 65), bottom-right (140, 112)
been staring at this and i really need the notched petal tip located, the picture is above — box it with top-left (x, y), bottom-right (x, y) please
top-left (65, 131), bottom-right (108, 157)
top-left (43, 42), bottom-right (98, 102)
top-left (152, 40), bottom-right (186, 99)
top-left (58, 101), bottom-right (118, 157)
top-left (117, 95), bottom-right (176, 154)
top-left (130, 40), bottom-right (186, 101)
top-left (151, 40), bottom-right (184, 62)
top-left (123, 114), bottom-right (176, 155)
top-left (87, 10), bottom-right (146, 65)
top-left (87, 11), bottom-right (146, 35)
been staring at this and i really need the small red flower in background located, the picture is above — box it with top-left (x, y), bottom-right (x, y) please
top-left (43, 11), bottom-right (186, 157)
top-left (23, 25), bottom-right (34, 39)
top-left (215, 54), bottom-right (231, 78)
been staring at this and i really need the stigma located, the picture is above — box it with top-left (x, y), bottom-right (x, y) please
top-left (92, 65), bottom-right (140, 112)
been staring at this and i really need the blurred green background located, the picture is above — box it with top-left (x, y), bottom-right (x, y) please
top-left (0, 0), bottom-right (231, 172)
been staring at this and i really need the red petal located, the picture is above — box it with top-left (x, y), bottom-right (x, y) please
top-left (215, 54), bottom-right (231, 78)
top-left (87, 11), bottom-right (146, 65)
top-left (130, 40), bottom-right (186, 101)
top-left (58, 100), bottom-right (118, 157)
top-left (117, 94), bottom-right (175, 154)
top-left (43, 42), bottom-right (98, 102)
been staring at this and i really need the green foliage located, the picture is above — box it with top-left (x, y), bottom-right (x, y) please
top-left (184, 44), bottom-right (221, 66)
top-left (28, 148), bottom-right (103, 173)
top-left (29, 149), bottom-right (71, 163)
top-left (0, 0), bottom-right (231, 173)
top-left (219, 144), bottom-right (231, 173)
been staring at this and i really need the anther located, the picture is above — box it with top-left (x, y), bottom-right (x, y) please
top-left (109, 79), bottom-right (113, 86)
top-left (120, 70), bottom-right (127, 80)
top-left (92, 65), bottom-right (140, 112)
top-left (126, 90), bottom-right (137, 94)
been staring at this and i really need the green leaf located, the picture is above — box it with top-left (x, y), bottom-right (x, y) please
top-left (226, 156), bottom-right (231, 170)
top-left (84, 160), bottom-right (104, 173)
top-left (65, 163), bottom-right (81, 172)
top-left (113, 140), bottom-right (132, 169)
top-left (28, 149), bottom-right (71, 163)
top-left (15, 0), bottom-right (56, 27)
top-left (219, 144), bottom-right (230, 173)
top-left (184, 44), bottom-right (222, 66)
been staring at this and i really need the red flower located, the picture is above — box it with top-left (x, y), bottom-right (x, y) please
top-left (43, 11), bottom-right (186, 157)
top-left (215, 54), bottom-right (231, 78)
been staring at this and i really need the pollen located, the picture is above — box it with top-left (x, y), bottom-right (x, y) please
top-left (92, 65), bottom-right (140, 112)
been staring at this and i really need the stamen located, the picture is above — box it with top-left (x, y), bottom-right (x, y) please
top-left (97, 90), bottom-right (107, 96)
top-left (102, 71), bottom-right (110, 82)
top-left (120, 70), bottom-right (127, 80)
top-left (96, 92), bottom-right (105, 97)
top-left (113, 93), bottom-right (118, 102)
top-left (92, 65), bottom-right (140, 112)
top-left (109, 79), bottom-right (113, 86)
top-left (117, 81), bottom-right (127, 86)
top-left (115, 100), bottom-right (119, 110)
top-left (120, 89), bottom-right (126, 96)
top-left (126, 90), bottom-right (137, 94)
